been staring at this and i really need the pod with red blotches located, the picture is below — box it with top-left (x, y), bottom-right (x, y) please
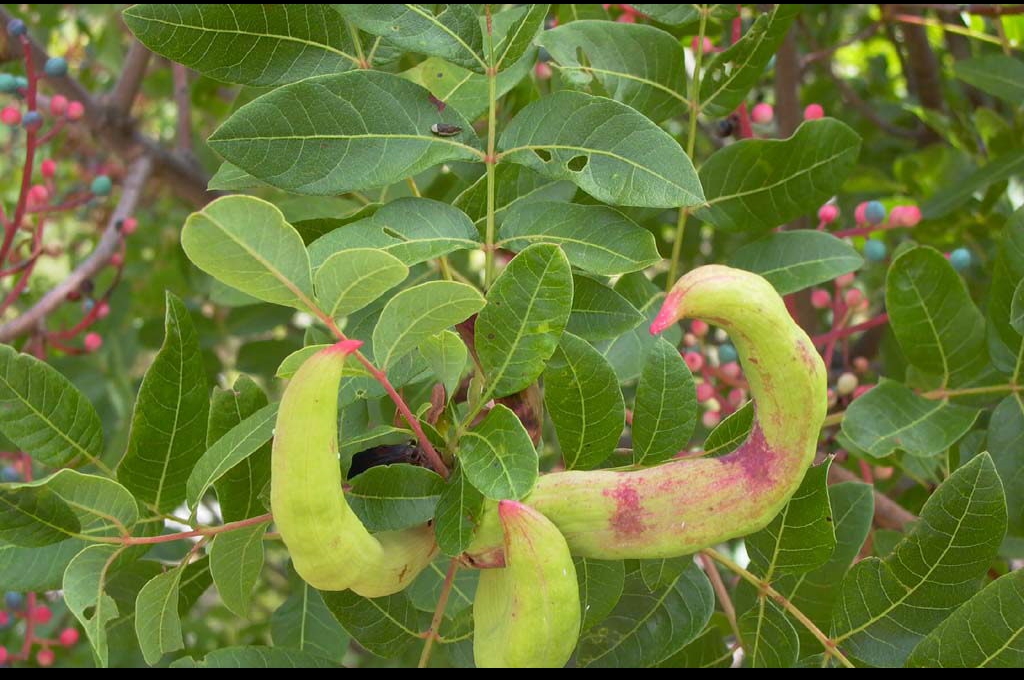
top-left (464, 265), bottom-right (827, 562)
top-left (473, 500), bottom-right (581, 668)
top-left (271, 340), bottom-right (437, 597)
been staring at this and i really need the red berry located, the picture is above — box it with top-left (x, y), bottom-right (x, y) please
top-left (58, 628), bottom-right (79, 647)
top-left (66, 100), bottom-right (85, 121)
top-left (702, 410), bottom-right (721, 428)
top-left (95, 301), bottom-right (110, 319)
top-left (0, 611), bottom-right (9, 626)
top-left (121, 217), bottom-right (138, 235)
top-left (890, 204), bottom-right (922, 227)
top-left (0, 646), bottom-right (8, 664)
top-left (31, 604), bottom-right (52, 625)
top-left (854, 201), bottom-right (868, 225)
top-left (845, 288), bottom-right (864, 307)
top-left (534, 61), bottom-right (552, 80)
top-left (40, 159), bottom-right (57, 178)
top-left (1, 106), bottom-right (21, 126)
top-left (853, 384), bottom-right (873, 399)
top-left (818, 203), bottom-right (839, 224)
top-left (803, 103), bottom-right (824, 120)
top-left (811, 289), bottom-right (831, 309)
top-left (683, 351), bottom-right (704, 372)
top-left (49, 95), bottom-right (68, 117)
top-left (852, 356), bottom-right (870, 373)
top-left (727, 388), bottom-right (746, 406)
top-left (36, 648), bottom-right (55, 667)
top-left (835, 272), bottom-right (856, 288)
top-left (84, 332), bottom-right (103, 353)
top-left (616, 12), bottom-right (635, 22)
top-left (690, 36), bottom-right (714, 53)
top-left (751, 102), bottom-right (774, 124)
top-left (720, 361), bottom-right (741, 378)
top-left (110, 253), bottom-right (124, 267)
top-left (690, 319), bottom-right (709, 337)
top-left (28, 184), bottom-right (49, 205)
top-left (696, 382), bottom-right (716, 402)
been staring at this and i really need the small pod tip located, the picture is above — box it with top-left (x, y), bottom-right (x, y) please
top-left (328, 339), bottom-right (364, 355)
top-left (497, 499), bottom-right (527, 520)
top-left (650, 288), bottom-right (684, 336)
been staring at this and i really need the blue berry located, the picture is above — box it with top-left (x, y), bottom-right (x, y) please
top-left (864, 239), bottom-right (887, 262)
top-left (22, 110), bottom-right (42, 129)
top-left (950, 248), bottom-right (971, 271)
top-left (4, 592), bottom-right (24, 610)
top-left (865, 200), bottom-right (886, 225)
top-left (0, 466), bottom-right (18, 482)
top-left (7, 19), bottom-right (27, 37)
top-left (90, 175), bottom-right (112, 196)
top-left (43, 57), bottom-right (67, 78)
top-left (0, 74), bottom-right (16, 93)
top-left (718, 343), bottom-right (738, 364)
top-left (14, 76), bottom-right (27, 90)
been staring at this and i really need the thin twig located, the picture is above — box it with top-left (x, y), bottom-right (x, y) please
top-left (418, 559), bottom-right (460, 668)
top-left (172, 63), bottom-right (193, 153)
top-left (106, 40), bottom-right (152, 117)
top-left (0, 156), bottom-right (153, 342)
top-left (827, 465), bottom-right (918, 530)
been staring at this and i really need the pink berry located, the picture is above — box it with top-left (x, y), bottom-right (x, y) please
top-left (28, 184), bottom-right (49, 205)
top-left (58, 628), bottom-right (79, 647)
top-left (95, 301), bottom-right (110, 319)
top-left (121, 217), bottom-right (138, 235)
top-left (845, 288), bottom-right (864, 307)
top-left (31, 604), bottom-right (52, 625)
top-left (534, 61), bottom-right (552, 80)
top-left (66, 100), bottom-right (85, 121)
top-left (84, 332), bottom-right (103, 353)
top-left (854, 201), bottom-right (868, 225)
top-left (811, 289), bottom-right (832, 309)
top-left (110, 253), bottom-right (124, 267)
top-left (691, 319), bottom-right (709, 337)
top-left (683, 351), bottom-right (704, 372)
top-left (835, 272), bottom-right (856, 288)
top-left (720, 361), bottom-right (741, 378)
top-left (818, 203), bottom-right (839, 224)
top-left (827, 388), bottom-right (838, 407)
top-left (890, 204), bottom-right (921, 227)
top-left (0, 646), bottom-right (8, 664)
top-left (49, 94), bottom-right (68, 117)
top-left (853, 384), bottom-right (873, 399)
top-left (751, 102), bottom-right (774, 124)
top-left (616, 12), bottom-right (635, 22)
top-left (690, 36), bottom-right (714, 53)
top-left (702, 410), bottom-right (721, 428)
top-left (0, 611), bottom-right (9, 626)
top-left (727, 388), bottom-right (746, 406)
top-left (36, 648), bottom-right (55, 667)
top-left (40, 158), bottom-right (56, 178)
top-left (852, 356), bottom-right (870, 373)
top-left (696, 382), bottom-right (716, 402)
top-left (1, 106), bottom-right (21, 126)
top-left (803, 103), bottom-right (824, 120)
top-left (683, 333), bottom-right (698, 347)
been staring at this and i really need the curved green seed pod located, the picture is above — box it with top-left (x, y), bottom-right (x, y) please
top-left (465, 265), bottom-right (827, 562)
top-left (474, 500), bottom-right (581, 668)
top-left (271, 340), bottom-right (437, 595)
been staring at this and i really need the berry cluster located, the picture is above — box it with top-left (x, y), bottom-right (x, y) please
top-left (0, 588), bottom-right (80, 667)
top-left (680, 319), bottom-right (747, 430)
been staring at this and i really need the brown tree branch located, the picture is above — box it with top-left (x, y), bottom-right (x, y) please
top-left (0, 156), bottom-right (153, 343)
top-left (0, 6), bottom-right (218, 207)
top-left (106, 39), bottom-right (152, 118)
top-left (173, 63), bottom-right (194, 154)
top-left (886, 4), bottom-right (1024, 15)
top-left (828, 464), bottom-right (919, 531)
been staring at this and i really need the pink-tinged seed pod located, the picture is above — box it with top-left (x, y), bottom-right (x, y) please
top-left (751, 102), bottom-right (774, 124)
top-left (804, 103), bottom-right (824, 120)
top-left (818, 203), bottom-right (839, 224)
top-left (465, 265), bottom-right (827, 561)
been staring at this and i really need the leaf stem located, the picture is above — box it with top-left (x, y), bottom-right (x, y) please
top-left (90, 513), bottom-right (272, 545)
top-left (418, 558), bottom-right (460, 668)
top-left (667, 6), bottom-right (708, 290)
top-left (345, 21), bottom-right (369, 69)
top-left (484, 5), bottom-right (499, 290)
top-left (701, 547), bottom-right (856, 668)
top-left (699, 553), bottom-right (744, 650)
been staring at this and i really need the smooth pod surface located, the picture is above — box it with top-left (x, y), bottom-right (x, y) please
top-left (271, 340), bottom-right (437, 595)
top-left (473, 500), bottom-right (581, 668)
top-left (466, 265), bottom-right (827, 561)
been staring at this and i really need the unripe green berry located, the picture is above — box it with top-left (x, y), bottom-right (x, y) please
top-left (90, 175), bottom-right (112, 196)
top-left (43, 56), bottom-right (68, 77)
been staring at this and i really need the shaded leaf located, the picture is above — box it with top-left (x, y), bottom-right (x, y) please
top-left (705, 401), bottom-right (753, 456)
top-left (458, 404), bottom-right (537, 501)
top-left (208, 376), bottom-right (272, 523)
top-left (729, 231), bottom-right (863, 295)
top-left (985, 395), bottom-right (1024, 537)
top-left (272, 580), bottom-right (350, 662)
top-left (173, 646), bottom-right (338, 668)
top-left (210, 520), bottom-right (269, 618)
top-left (632, 338), bottom-right (696, 466)
top-left (315, 249), bottom-right (409, 320)
top-left (63, 544), bottom-right (123, 667)
top-left (739, 598), bottom-right (799, 668)
top-left (136, 567), bottom-right (186, 665)
top-left (568, 275), bottom-right (644, 341)
top-left (576, 557), bottom-right (626, 632)
top-left (954, 55), bottom-right (1024, 106)
top-left (0, 485), bottom-right (81, 547)
top-left (348, 464), bottom-right (444, 532)
top-left (321, 589), bottom-right (422, 658)
top-left (434, 466), bottom-right (485, 557)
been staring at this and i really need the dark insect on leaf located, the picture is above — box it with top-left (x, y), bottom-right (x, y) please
top-left (347, 443), bottom-right (421, 478)
top-left (430, 123), bottom-right (463, 137)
